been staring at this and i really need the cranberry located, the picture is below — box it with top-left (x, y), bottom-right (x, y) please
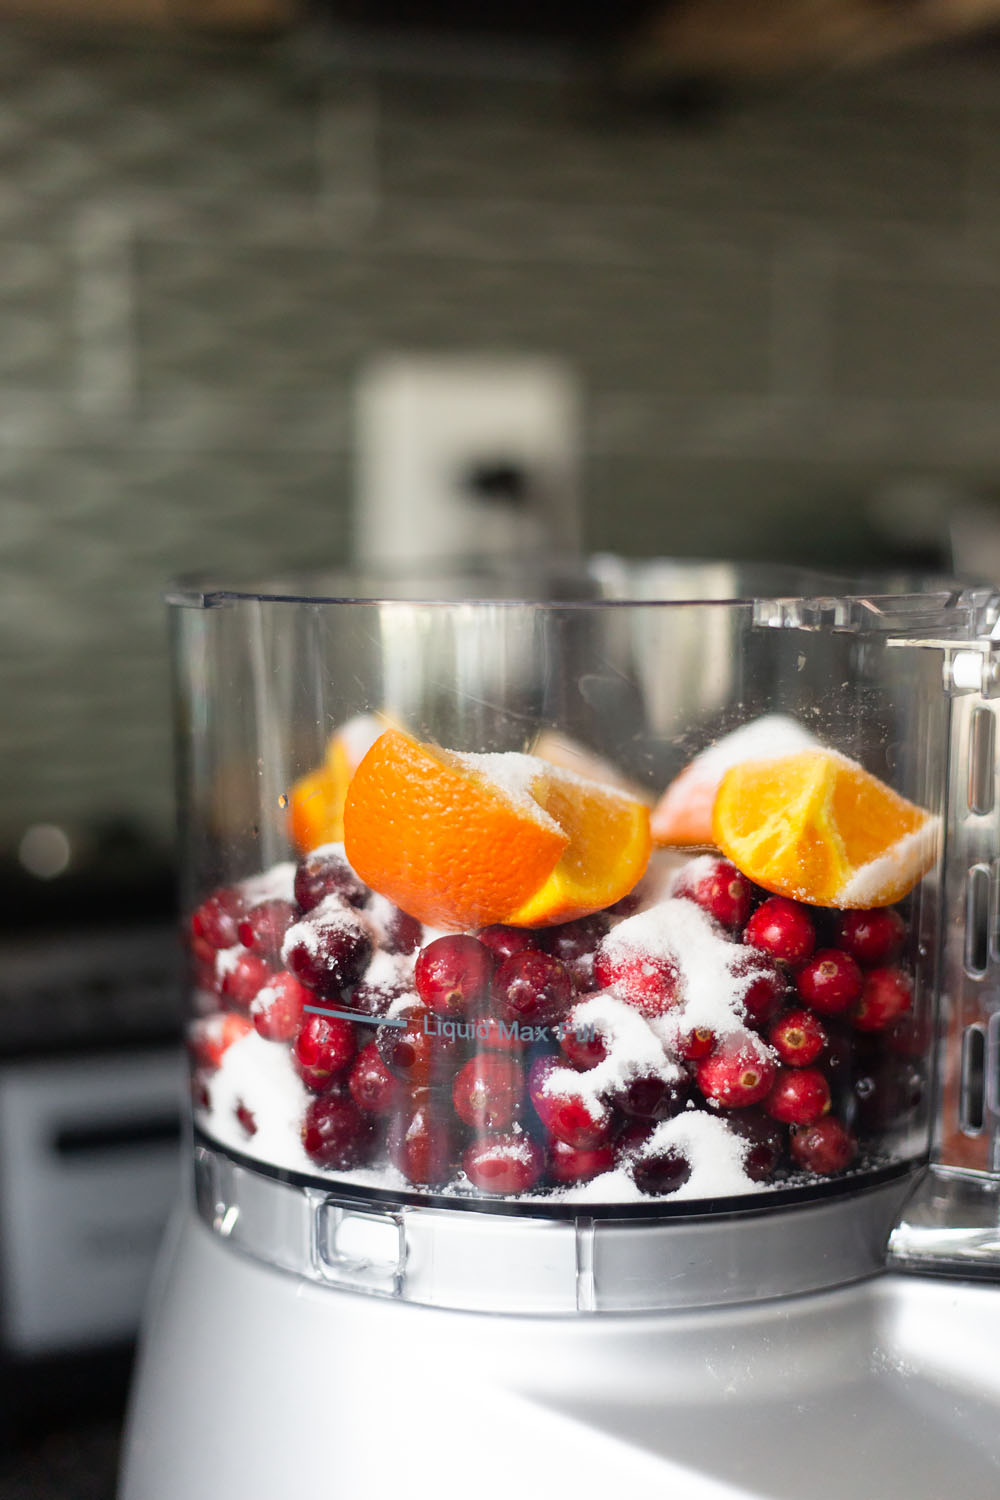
top-left (616, 1071), bottom-right (690, 1121)
top-left (237, 899), bottom-right (296, 964)
top-left (615, 1120), bottom-right (657, 1159)
top-left (734, 955), bottom-right (787, 1027)
top-left (744, 898), bottom-right (816, 967)
top-left (349, 976), bottom-right (408, 1017)
top-left (676, 1027), bottom-right (717, 1061)
top-left (293, 1014), bottom-right (357, 1091)
top-left (387, 1091), bottom-right (460, 1187)
top-left (283, 903), bottom-right (373, 996)
top-left (796, 949), bottom-right (863, 1015)
top-left (379, 906), bottom-right (423, 956)
top-left (375, 1006), bottom-right (464, 1086)
top-left (835, 908), bottom-right (905, 967)
top-left (477, 1015), bottom-right (529, 1053)
top-left (853, 967), bottom-right (913, 1032)
top-left (191, 1072), bottom-right (211, 1111)
top-left (728, 1109), bottom-right (785, 1182)
top-left (493, 950), bottom-right (573, 1028)
top-left (251, 970), bottom-right (309, 1042)
top-left (188, 1012), bottom-right (252, 1072)
top-left (463, 1134), bottom-right (544, 1195)
top-left (547, 1137), bottom-right (615, 1185)
top-left (219, 950), bottom-right (273, 1011)
top-left (695, 1035), bottom-right (776, 1108)
top-left (887, 1014), bottom-right (930, 1060)
top-left (191, 888), bottom-right (245, 949)
top-left (302, 1093), bottom-right (373, 1169)
top-left (765, 1066), bottom-right (831, 1126)
top-left (853, 1060), bottom-right (923, 1131)
top-left (789, 1116), bottom-right (857, 1174)
top-left (592, 940), bottom-right (681, 1019)
top-left (768, 1008), bottom-right (827, 1067)
top-left (235, 1100), bottom-right (257, 1136)
top-left (189, 933), bottom-right (219, 992)
top-left (528, 1056), bottom-right (614, 1149)
top-left (560, 1013), bottom-right (609, 1069)
top-left (629, 1146), bottom-right (691, 1197)
top-left (348, 1041), bottom-right (400, 1116)
top-left (415, 935), bottom-right (494, 1017)
top-left (543, 915), bottom-right (609, 963)
top-left (451, 1055), bottom-right (525, 1131)
top-left (674, 859), bottom-right (753, 931)
top-left (294, 848), bottom-right (368, 913)
top-left (477, 925), bottom-right (540, 962)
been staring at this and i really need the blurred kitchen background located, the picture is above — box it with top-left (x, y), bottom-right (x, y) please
top-left (4, 0), bottom-right (1000, 1493)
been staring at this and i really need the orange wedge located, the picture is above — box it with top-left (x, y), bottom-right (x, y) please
top-left (712, 749), bottom-right (939, 908)
top-left (287, 714), bottom-right (386, 853)
top-left (343, 730), bottom-right (651, 930)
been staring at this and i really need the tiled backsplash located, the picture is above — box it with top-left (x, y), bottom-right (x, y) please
top-left (4, 22), bottom-right (1000, 844)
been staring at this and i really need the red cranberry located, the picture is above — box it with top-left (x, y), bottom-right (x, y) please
top-left (853, 1060), bottom-right (923, 1131)
top-left (189, 933), bottom-right (219, 992)
top-left (727, 1109), bottom-right (785, 1182)
top-left (528, 1056), bottom-right (613, 1149)
top-left (349, 976), bottom-right (408, 1017)
top-left (235, 1100), bottom-right (257, 1136)
top-left (477, 925), bottom-right (540, 962)
top-left (768, 1009), bottom-right (827, 1067)
top-left (294, 848), bottom-right (368, 913)
top-left (251, 971), bottom-right (309, 1042)
top-left (796, 949), bottom-right (863, 1015)
top-left (789, 1116), bottom-right (857, 1174)
top-left (191, 888), bottom-right (245, 949)
top-left (853, 967), bottom-right (913, 1032)
top-left (616, 1071), bottom-right (690, 1121)
top-left (560, 1014), bottom-right (609, 1069)
top-left (614, 1120), bottom-right (657, 1159)
top-left (375, 1006), bottom-right (464, 1086)
top-left (765, 1066), bottom-right (831, 1126)
top-left (695, 1035), bottom-right (776, 1108)
top-left (493, 950), bottom-right (573, 1028)
top-left (676, 1027), bottom-right (717, 1061)
top-left (348, 1041), bottom-right (399, 1116)
top-left (188, 1012), bottom-right (252, 1072)
top-left (293, 1014), bottom-right (357, 1091)
top-left (592, 940), bottom-right (681, 1020)
top-left (744, 898), bottom-right (816, 967)
top-left (674, 859), bottom-right (753, 931)
top-left (219, 950), bottom-right (273, 1011)
top-left (302, 1093), bottom-right (373, 1169)
top-left (387, 1091), bottom-right (460, 1187)
top-left (283, 904), bottom-right (373, 996)
top-left (477, 1015), bottom-right (529, 1053)
top-left (547, 1137), bottom-right (615, 1185)
top-left (237, 899), bottom-right (296, 964)
top-left (463, 1134), bottom-right (544, 1195)
top-left (379, 906), bottom-right (423, 956)
top-left (415, 935), bottom-right (494, 1017)
top-left (734, 955), bottom-right (787, 1027)
top-left (629, 1146), bottom-right (692, 1197)
top-left (835, 907), bottom-right (905, 967)
top-left (451, 1055), bottom-right (525, 1131)
top-left (543, 915), bottom-right (609, 963)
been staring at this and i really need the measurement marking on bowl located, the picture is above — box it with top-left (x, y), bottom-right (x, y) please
top-left (303, 1004), bottom-right (406, 1029)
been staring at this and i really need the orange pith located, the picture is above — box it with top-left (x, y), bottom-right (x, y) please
top-left (712, 750), bottom-right (939, 909)
top-left (289, 739), bottom-right (352, 852)
top-left (343, 730), bottom-right (651, 931)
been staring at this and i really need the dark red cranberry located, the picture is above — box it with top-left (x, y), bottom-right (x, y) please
top-left (768, 1009), bottom-right (827, 1067)
top-left (835, 907), bottom-right (905, 967)
top-left (379, 906), bottom-right (423, 955)
top-left (493, 950), bottom-right (573, 1028)
top-left (451, 1055), bottom-right (525, 1131)
top-left (348, 1041), bottom-right (399, 1116)
top-left (477, 925), bottom-right (540, 962)
top-left (560, 1014), bottom-right (609, 1069)
top-left (387, 1091), bottom-right (460, 1187)
top-left (744, 898), bottom-right (816, 967)
top-left (676, 1027), bottom-right (717, 1061)
top-left (764, 1066), bottom-right (831, 1126)
top-left (219, 950), bottom-right (273, 1011)
top-left (727, 1109), bottom-right (785, 1182)
top-left (235, 1100), bottom-right (257, 1136)
top-left (302, 1093), bottom-right (373, 1169)
top-left (796, 949), bottom-right (863, 1015)
top-left (294, 848), bottom-right (368, 913)
top-left (592, 941), bottom-right (681, 1020)
top-left (629, 1146), bottom-right (691, 1197)
top-left (543, 915), bottom-right (609, 963)
top-left (375, 1006), bottom-right (464, 1086)
top-left (887, 1014), bottom-right (930, 1060)
top-left (463, 1134), bottom-right (544, 1195)
top-left (528, 1056), bottom-right (613, 1149)
top-left (614, 1120), bottom-right (658, 1160)
top-left (734, 955), bottom-right (787, 1027)
top-left (283, 905), bottom-right (373, 996)
top-left (789, 1116), bottom-right (857, 1174)
top-left (349, 976), bottom-right (408, 1017)
top-left (853, 966), bottom-right (913, 1032)
top-left (293, 1014), bottom-right (357, 1092)
top-left (251, 970), bottom-right (309, 1042)
top-left (188, 1012), bottom-right (252, 1072)
top-left (853, 1060), bottom-right (923, 1132)
top-left (415, 935), bottom-right (494, 1017)
top-left (616, 1071), bottom-right (690, 1121)
top-left (237, 899), bottom-right (296, 964)
top-left (547, 1136), bottom-right (615, 1185)
top-left (695, 1035), bottom-right (776, 1108)
top-left (674, 859), bottom-right (753, 931)
top-left (191, 888), bottom-right (245, 949)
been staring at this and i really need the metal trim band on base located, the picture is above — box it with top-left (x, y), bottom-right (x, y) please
top-left (193, 1141), bottom-right (919, 1315)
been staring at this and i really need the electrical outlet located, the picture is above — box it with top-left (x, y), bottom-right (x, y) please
top-left (353, 354), bottom-right (581, 568)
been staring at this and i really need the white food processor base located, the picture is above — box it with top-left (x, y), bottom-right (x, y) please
top-left (120, 1204), bottom-right (1000, 1500)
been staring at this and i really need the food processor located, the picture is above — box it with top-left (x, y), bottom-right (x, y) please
top-left (120, 561), bottom-right (1000, 1500)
